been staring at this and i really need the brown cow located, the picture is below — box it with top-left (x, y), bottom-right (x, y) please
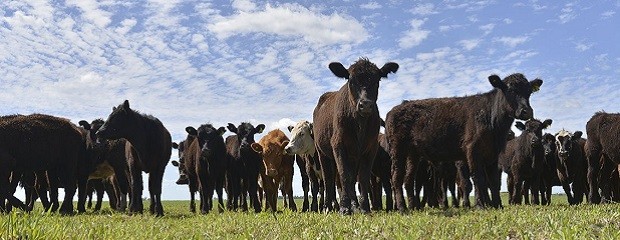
top-left (586, 112), bottom-right (620, 204)
top-left (313, 58), bottom-right (399, 214)
top-left (555, 129), bottom-right (587, 204)
top-left (251, 129), bottom-right (296, 212)
top-left (386, 73), bottom-right (543, 212)
top-left (96, 100), bottom-right (172, 216)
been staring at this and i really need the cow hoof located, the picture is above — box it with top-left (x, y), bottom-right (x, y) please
top-left (339, 207), bottom-right (353, 215)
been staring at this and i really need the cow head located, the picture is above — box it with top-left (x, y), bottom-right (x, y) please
top-left (251, 137), bottom-right (289, 178)
top-left (555, 129), bottom-right (583, 158)
top-left (284, 121), bottom-right (315, 156)
top-left (515, 119), bottom-right (552, 149)
top-left (542, 133), bottom-right (557, 158)
top-left (97, 100), bottom-right (135, 140)
top-left (329, 58), bottom-right (399, 118)
top-left (195, 124), bottom-right (226, 159)
top-left (79, 119), bottom-right (108, 150)
top-left (489, 74), bottom-right (543, 120)
top-left (227, 122), bottom-right (265, 153)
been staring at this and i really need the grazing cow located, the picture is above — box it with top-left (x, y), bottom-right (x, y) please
top-left (371, 133), bottom-right (393, 211)
top-left (585, 112), bottom-right (620, 204)
top-left (96, 100), bottom-right (172, 216)
top-left (251, 129), bottom-right (296, 212)
top-left (555, 129), bottom-right (587, 204)
top-left (225, 122), bottom-right (265, 212)
top-left (0, 114), bottom-right (86, 214)
top-left (313, 58), bottom-right (399, 214)
top-left (284, 120), bottom-right (332, 212)
top-left (498, 119), bottom-right (552, 205)
top-left (79, 119), bottom-right (132, 212)
top-left (386, 73), bottom-right (543, 212)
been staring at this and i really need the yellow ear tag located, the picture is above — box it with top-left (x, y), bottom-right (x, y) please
top-left (532, 85), bottom-right (540, 93)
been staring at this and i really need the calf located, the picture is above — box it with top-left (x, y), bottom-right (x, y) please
top-left (251, 129), bottom-right (296, 212)
top-left (540, 133), bottom-right (560, 205)
top-left (171, 140), bottom-right (190, 185)
top-left (586, 112), bottom-right (620, 204)
top-left (313, 58), bottom-right (398, 214)
top-left (79, 119), bottom-right (131, 212)
top-left (96, 100), bottom-right (172, 216)
top-left (498, 119), bottom-right (551, 205)
top-left (555, 129), bottom-right (587, 204)
top-left (386, 73), bottom-right (543, 211)
top-left (284, 120), bottom-right (331, 212)
top-left (225, 122), bottom-right (265, 212)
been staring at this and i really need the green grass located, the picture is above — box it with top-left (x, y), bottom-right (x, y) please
top-left (2, 195), bottom-right (620, 239)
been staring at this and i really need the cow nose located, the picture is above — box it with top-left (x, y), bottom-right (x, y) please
top-left (283, 146), bottom-right (292, 155)
top-left (357, 100), bottom-right (373, 115)
top-left (266, 169), bottom-right (278, 177)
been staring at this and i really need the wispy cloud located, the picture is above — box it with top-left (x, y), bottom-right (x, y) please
top-left (558, 3), bottom-right (576, 24)
top-left (479, 23), bottom-right (495, 35)
top-left (494, 36), bottom-right (530, 48)
top-left (459, 39), bottom-right (482, 51)
top-left (575, 42), bottom-right (593, 52)
top-left (398, 18), bottom-right (430, 49)
top-left (208, 3), bottom-right (368, 45)
top-left (601, 10), bottom-right (615, 19)
top-left (360, 1), bottom-right (382, 10)
top-left (410, 3), bottom-right (438, 15)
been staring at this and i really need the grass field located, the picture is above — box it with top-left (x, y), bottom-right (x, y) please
top-left (2, 194), bottom-right (620, 239)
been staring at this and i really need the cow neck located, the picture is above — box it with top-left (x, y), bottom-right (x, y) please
top-left (122, 111), bottom-right (149, 159)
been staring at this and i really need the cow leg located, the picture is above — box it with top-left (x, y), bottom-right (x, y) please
top-left (296, 157), bottom-right (309, 212)
top-left (357, 160), bottom-right (373, 213)
top-left (522, 180), bottom-right (530, 205)
top-left (95, 183), bottom-right (104, 211)
top-left (456, 162), bottom-right (472, 208)
top-left (467, 147), bottom-right (490, 208)
top-left (148, 168), bottom-right (165, 216)
top-left (189, 181), bottom-right (196, 213)
top-left (560, 179), bottom-right (574, 205)
top-left (369, 175), bottom-right (381, 211)
top-left (128, 163), bottom-right (144, 214)
top-left (531, 178), bottom-right (540, 205)
top-left (486, 164), bottom-right (502, 208)
top-left (307, 162), bottom-right (320, 212)
top-left (284, 165), bottom-right (297, 212)
top-left (586, 145), bottom-right (602, 204)
top-left (87, 181), bottom-right (94, 209)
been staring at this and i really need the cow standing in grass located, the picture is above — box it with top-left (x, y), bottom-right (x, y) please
top-left (96, 100), bottom-right (172, 216)
top-left (555, 129), bottom-right (588, 205)
top-left (313, 58), bottom-right (399, 214)
top-left (386, 73), bottom-right (543, 211)
top-left (585, 112), bottom-right (620, 204)
top-left (252, 129), bottom-right (296, 212)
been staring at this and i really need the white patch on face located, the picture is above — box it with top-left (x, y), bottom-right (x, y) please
top-left (555, 129), bottom-right (573, 153)
top-left (286, 120), bottom-right (315, 155)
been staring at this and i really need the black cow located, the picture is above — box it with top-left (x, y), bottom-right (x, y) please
top-left (225, 122), bottom-right (265, 212)
top-left (96, 100), bottom-right (172, 216)
top-left (386, 73), bottom-right (543, 212)
top-left (585, 112), bottom-right (620, 204)
top-left (555, 129), bottom-right (587, 204)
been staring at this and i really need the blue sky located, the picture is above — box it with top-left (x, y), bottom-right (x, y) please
top-left (2, 1), bottom-right (619, 200)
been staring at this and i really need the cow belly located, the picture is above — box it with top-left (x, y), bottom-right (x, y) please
top-left (89, 161), bottom-right (115, 180)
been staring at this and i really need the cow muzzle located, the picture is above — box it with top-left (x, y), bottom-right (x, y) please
top-left (357, 100), bottom-right (374, 117)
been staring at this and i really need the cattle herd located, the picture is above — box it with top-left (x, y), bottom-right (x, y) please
top-left (2, 58), bottom-right (620, 217)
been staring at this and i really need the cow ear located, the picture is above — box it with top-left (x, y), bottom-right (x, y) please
top-left (227, 123), bottom-right (238, 133)
top-left (489, 75), bottom-right (506, 90)
top-left (329, 62), bottom-right (349, 79)
top-left (172, 142), bottom-right (179, 149)
top-left (287, 125), bottom-right (294, 133)
top-left (542, 119), bottom-right (553, 129)
top-left (515, 121), bottom-right (526, 131)
top-left (122, 100), bottom-right (130, 111)
top-left (255, 124), bottom-right (265, 134)
top-left (308, 123), bottom-right (313, 136)
top-left (379, 118), bottom-right (386, 128)
top-left (79, 120), bottom-right (91, 130)
top-left (171, 160), bottom-right (179, 167)
top-left (530, 79), bottom-right (543, 93)
top-left (217, 127), bottom-right (226, 136)
top-left (380, 62), bottom-right (399, 78)
top-left (186, 127), bottom-right (197, 136)
top-left (251, 143), bottom-right (263, 153)
top-left (573, 131), bottom-right (583, 140)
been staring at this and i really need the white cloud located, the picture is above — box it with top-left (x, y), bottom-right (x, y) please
top-left (479, 23), bottom-right (495, 35)
top-left (601, 11), bottom-right (615, 19)
top-left (410, 3), bottom-right (438, 15)
top-left (439, 24), bottom-right (462, 32)
top-left (232, 0), bottom-right (257, 12)
top-left (115, 18), bottom-right (137, 35)
top-left (503, 18), bottom-right (513, 24)
top-left (208, 4), bottom-right (368, 45)
top-left (494, 36), bottom-right (529, 48)
top-left (558, 3), bottom-right (576, 24)
top-left (575, 42), bottom-right (592, 52)
top-left (360, 2), bottom-right (382, 10)
top-left (398, 19), bottom-right (430, 49)
top-left (66, 0), bottom-right (112, 28)
top-left (459, 39), bottom-right (481, 51)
